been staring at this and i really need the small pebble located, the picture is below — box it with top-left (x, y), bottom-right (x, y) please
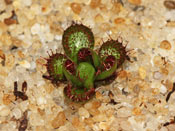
top-left (70, 3), bottom-right (82, 14)
top-left (5, 54), bottom-right (15, 69)
top-left (55, 35), bottom-right (62, 40)
top-left (19, 101), bottom-right (29, 112)
top-left (152, 88), bottom-right (160, 95)
top-left (35, 126), bottom-right (46, 131)
top-left (0, 33), bottom-right (12, 46)
top-left (138, 67), bottom-right (146, 79)
top-left (92, 100), bottom-right (101, 109)
top-left (0, 22), bottom-right (7, 34)
top-left (120, 121), bottom-right (132, 131)
top-left (128, 0), bottom-right (141, 5)
top-left (153, 71), bottom-right (162, 80)
top-left (0, 106), bottom-right (10, 117)
top-left (95, 91), bottom-right (103, 100)
top-left (30, 113), bottom-right (44, 126)
top-left (160, 40), bottom-right (171, 50)
top-left (4, 18), bottom-right (17, 25)
top-left (160, 68), bottom-right (169, 75)
top-left (45, 32), bottom-right (54, 42)
top-left (92, 114), bottom-right (107, 122)
top-left (111, 2), bottom-right (121, 14)
top-left (11, 37), bottom-right (23, 47)
top-left (4, 0), bottom-right (12, 5)
top-left (132, 107), bottom-right (141, 115)
top-left (78, 107), bottom-right (90, 118)
top-left (89, 108), bottom-right (100, 116)
top-left (22, 0), bottom-right (32, 6)
top-left (30, 4), bottom-right (41, 15)
top-left (3, 94), bottom-right (15, 105)
top-left (72, 117), bottom-right (79, 127)
top-left (13, 0), bottom-right (22, 9)
top-left (167, 123), bottom-right (175, 130)
top-left (133, 85), bottom-right (140, 94)
top-left (117, 107), bottom-right (132, 117)
top-left (166, 21), bottom-right (175, 27)
top-left (160, 127), bottom-right (168, 131)
top-left (19, 60), bottom-right (31, 69)
top-left (12, 108), bottom-right (22, 119)
top-left (160, 84), bottom-right (167, 94)
top-left (51, 111), bottom-right (66, 128)
top-left (84, 102), bottom-right (92, 109)
top-left (100, 22), bottom-right (110, 31)
top-left (118, 70), bottom-right (128, 79)
top-left (90, 0), bottom-right (101, 9)
top-left (94, 14), bottom-right (104, 23)
top-left (153, 56), bottom-right (164, 67)
top-left (37, 96), bottom-right (47, 106)
top-left (99, 122), bottom-right (109, 130)
top-left (164, 0), bottom-right (175, 9)
top-left (0, 0), bottom-right (6, 10)
top-left (31, 23), bottom-right (41, 35)
top-left (114, 18), bottom-right (125, 25)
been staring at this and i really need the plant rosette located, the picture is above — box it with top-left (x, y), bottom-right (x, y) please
top-left (43, 23), bottom-right (130, 102)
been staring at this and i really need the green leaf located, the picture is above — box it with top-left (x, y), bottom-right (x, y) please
top-left (99, 40), bottom-right (127, 67)
top-left (62, 24), bottom-right (94, 63)
top-left (95, 56), bottom-right (117, 80)
top-left (76, 62), bottom-right (95, 89)
top-left (90, 49), bottom-right (101, 68)
top-left (63, 59), bottom-right (83, 87)
top-left (46, 53), bottom-right (66, 81)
